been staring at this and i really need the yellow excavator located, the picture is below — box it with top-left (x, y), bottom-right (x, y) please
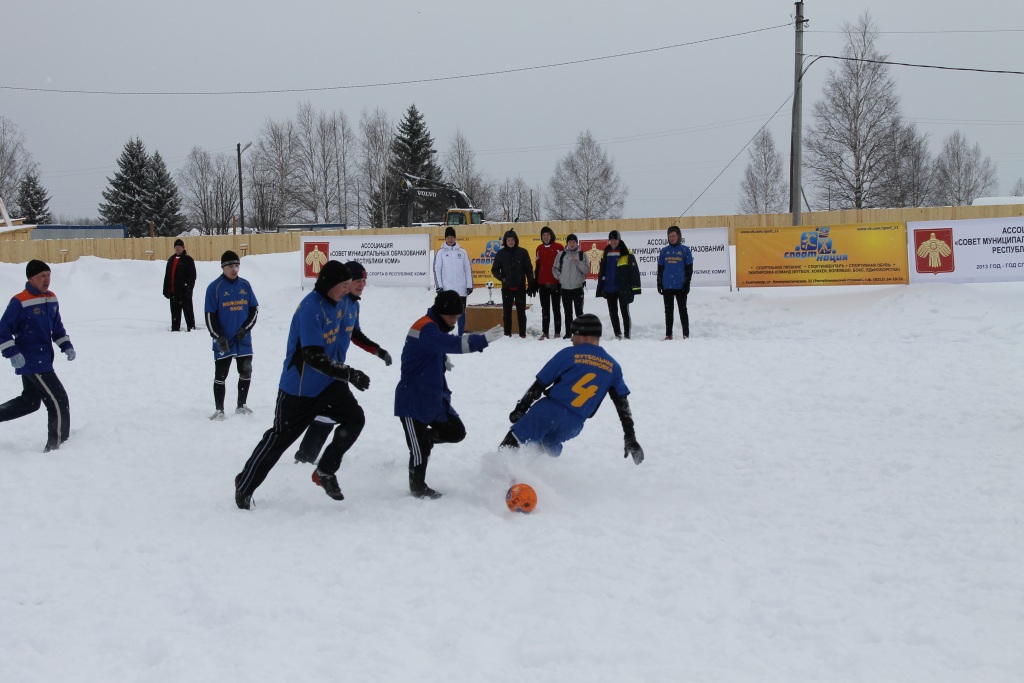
top-left (401, 173), bottom-right (484, 227)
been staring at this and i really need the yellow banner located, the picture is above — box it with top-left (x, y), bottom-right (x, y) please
top-left (735, 222), bottom-right (910, 287)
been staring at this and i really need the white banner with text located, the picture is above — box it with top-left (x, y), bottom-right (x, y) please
top-left (299, 234), bottom-right (431, 288)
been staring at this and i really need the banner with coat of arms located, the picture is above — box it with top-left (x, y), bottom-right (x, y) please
top-left (907, 217), bottom-right (1024, 283)
top-left (299, 234), bottom-right (430, 288)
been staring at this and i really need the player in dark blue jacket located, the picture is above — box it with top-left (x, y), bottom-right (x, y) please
top-left (656, 225), bottom-right (695, 340)
top-left (292, 260), bottom-right (393, 465)
top-left (499, 313), bottom-right (644, 463)
top-left (234, 261), bottom-right (371, 510)
top-left (395, 290), bottom-right (504, 498)
top-left (0, 260), bottom-right (76, 451)
top-left (204, 251), bottom-right (259, 420)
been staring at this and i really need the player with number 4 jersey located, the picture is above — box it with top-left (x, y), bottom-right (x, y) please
top-left (499, 313), bottom-right (644, 462)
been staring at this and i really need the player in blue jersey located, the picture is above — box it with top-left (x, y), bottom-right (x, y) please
top-left (292, 260), bottom-right (393, 466)
top-left (233, 261), bottom-right (371, 510)
top-left (499, 313), bottom-right (644, 463)
top-left (204, 251), bottom-right (259, 420)
top-left (657, 225), bottom-right (695, 340)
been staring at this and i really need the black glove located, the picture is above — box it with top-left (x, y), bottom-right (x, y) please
top-left (624, 436), bottom-right (644, 464)
top-left (509, 402), bottom-right (528, 424)
top-left (657, 285), bottom-right (664, 295)
top-left (216, 336), bottom-right (230, 354)
top-left (377, 348), bottom-right (392, 366)
top-left (235, 328), bottom-right (248, 341)
top-left (683, 281), bottom-right (691, 295)
top-left (527, 284), bottom-right (538, 297)
top-left (341, 366), bottom-right (370, 391)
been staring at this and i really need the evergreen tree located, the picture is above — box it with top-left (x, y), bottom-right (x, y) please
top-left (15, 171), bottom-right (52, 224)
top-left (99, 137), bottom-right (151, 237)
top-left (379, 104), bottom-right (442, 226)
top-left (146, 151), bottom-right (186, 236)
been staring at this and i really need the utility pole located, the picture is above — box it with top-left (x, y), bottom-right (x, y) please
top-left (790, 1), bottom-right (807, 226)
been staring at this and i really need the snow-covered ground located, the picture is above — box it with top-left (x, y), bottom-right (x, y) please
top-left (1, 252), bottom-right (1021, 683)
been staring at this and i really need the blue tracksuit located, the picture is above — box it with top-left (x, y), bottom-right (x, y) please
top-left (512, 342), bottom-right (630, 455)
top-left (278, 290), bottom-right (352, 397)
top-left (0, 283), bottom-right (74, 375)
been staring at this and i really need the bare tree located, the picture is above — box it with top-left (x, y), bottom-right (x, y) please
top-left (738, 129), bottom-right (788, 214)
top-left (546, 130), bottom-right (627, 220)
top-left (250, 117), bottom-right (299, 229)
top-left (876, 122), bottom-right (935, 208)
top-left (359, 108), bottom-right (395, 228)
top-left (443, 130), bottom-right (496, 217)
top-left (495, 176), bottom-right (534, 222)
top-left (0, 116), bottom-right (37, 209)
top-left (1012, 177), bottom-right (1024, 196)
top-left (804, 12), bottom-right (902, 209)
top-left (292, 102), bottom-right (341, 223)
top-left (176, 147), bottom-right (238, 233)
top-left (931, 131), bottom-right (998, 206)
top-left (331, 110), bottom-right (359, 227)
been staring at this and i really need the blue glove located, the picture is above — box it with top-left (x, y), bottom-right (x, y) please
top-left (64, 348), bottom-right (76, 361)
top-left (9, 353), bottom-right (25, 369)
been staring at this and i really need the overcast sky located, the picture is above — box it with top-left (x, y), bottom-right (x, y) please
top-left (4, 1), bottom-right (1022, 222)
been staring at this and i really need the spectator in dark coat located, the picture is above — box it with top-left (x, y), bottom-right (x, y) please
top-left (595, 230), bottom-right (642, 339)
top-left (490, 229), bottom-right (537, 338)
top-left (162, 239), bottom-right (197, 331)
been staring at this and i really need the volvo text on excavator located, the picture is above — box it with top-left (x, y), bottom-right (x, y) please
top-left (401, 173), bottom-right (484, 227)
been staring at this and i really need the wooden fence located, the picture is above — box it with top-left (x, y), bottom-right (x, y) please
top-left (2, 204), bottom-right (1023, 264)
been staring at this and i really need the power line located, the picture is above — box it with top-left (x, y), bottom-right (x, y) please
top-left (1, 23), bottom-right (791, 97)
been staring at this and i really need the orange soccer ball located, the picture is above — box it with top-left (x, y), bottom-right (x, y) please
top-left (505, 483), bottom-right (538, 513)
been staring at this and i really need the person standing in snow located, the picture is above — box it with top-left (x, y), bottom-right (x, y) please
top-left (657, 225), bottom-right (695, 340)
top-left (292, 260), bottom-right (393, 466)
top-left (552, 233), bottom-right (589, 339)
top-left (490, 229), bottom-right (536, 338)
top-left (595, 230), bottom-right (641, 339)
top-left (533, 226), bottom-right (564, 339)
top-left (433, 226), bottom-right (474, 335)
top-left (204, 250), bottom-right (259, 420)
top-left (162, 238), bottom-right (197, 332)
top-left (234, 261), bottom-right (370, 510)
top-left (0, 260), bottom-right (76, 452)
top-left (498, 313), bottom-right (643, 463)
top-left (395, 290), bottom-right (504, 498)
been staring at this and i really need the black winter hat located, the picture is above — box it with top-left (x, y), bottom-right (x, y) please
top-left (667, 225), bottom-right (681, 239)
top-left (433, 289), bottom-right (464, 316)
top-left (608, 230), bottom-right (621, 241)
top-left (566, 233), bottom-right (579, 244)
top-left (444, 226), bottom-right (457, 238)
top-left (220, 250), bottom-right (240, 267)
top-left (314, 260), bottom-right (352, 296)
top-left (345, 260), bottom-right (367, 280)
top-left (570, 313), bottom-right (602, 338)
top-left (540, 226), bottom-right (555, 240)
top-left (174, 238), bottom-right (185, 248)
top-left (26, 259), bottom-right (50, 279)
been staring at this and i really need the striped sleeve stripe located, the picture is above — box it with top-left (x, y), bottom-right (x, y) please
top-left (460, 334), bottom-right (471, 353)
top-left (18, 296), bottom-right (54, 307)
top-left (54, 336), bottom-right (70, 346)
top-left (0, 340), bottom-right (14, 351)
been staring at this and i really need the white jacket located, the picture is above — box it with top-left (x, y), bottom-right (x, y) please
top-left (434, 242), bottom-right (474, 294)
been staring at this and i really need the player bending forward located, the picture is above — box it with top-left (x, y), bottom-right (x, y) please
top-left (499, 313), bottom-right (644, 463)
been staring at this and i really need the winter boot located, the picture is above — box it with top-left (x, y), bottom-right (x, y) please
top-left (409, 464), bottom-right (442, 499)
top-left (312, 469), bottom-right (345, 501)
top-left (235, 404), bottom-right (253, 415)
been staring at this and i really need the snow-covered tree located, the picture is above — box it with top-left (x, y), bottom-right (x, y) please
top-left (931, 131), bottom-right (998, 206)
top-left (146, 151), bottom-right (186, 236)
top-left (379, 104), bottom-right (442, 226)
top-left (15, 171), bottom-right (52, 224)
top-left (99, 138), bottom-right (152, 236)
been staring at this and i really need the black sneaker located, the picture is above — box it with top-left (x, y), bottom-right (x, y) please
top-left (234, 474), bottom-right (252, 510)
top-left (411, 484), bottom-right (443, 499)
top-left (499, 430), bottom-right (520, 450)
top-left (312, 469), bottom-right (345, 500)
top-left (44, 442), bottom-right (59, 453)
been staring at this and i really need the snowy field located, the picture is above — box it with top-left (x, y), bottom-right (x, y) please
top-left (1, 252), bottom-right (1021, 683)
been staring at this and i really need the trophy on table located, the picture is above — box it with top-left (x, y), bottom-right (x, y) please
top-left (486, 281), bottom-right (494, 304)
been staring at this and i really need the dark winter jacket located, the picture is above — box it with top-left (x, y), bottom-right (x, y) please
top-left (596, 239), bottom-right (642, 304)
top-left (163, 251), bottom-right (197, 299)
top-left (491, 230), bottom-right (536, 292)
top-left (0, 282), bottom-right (74, 375)
top-left (394, 307), bottom-right (490, 424)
